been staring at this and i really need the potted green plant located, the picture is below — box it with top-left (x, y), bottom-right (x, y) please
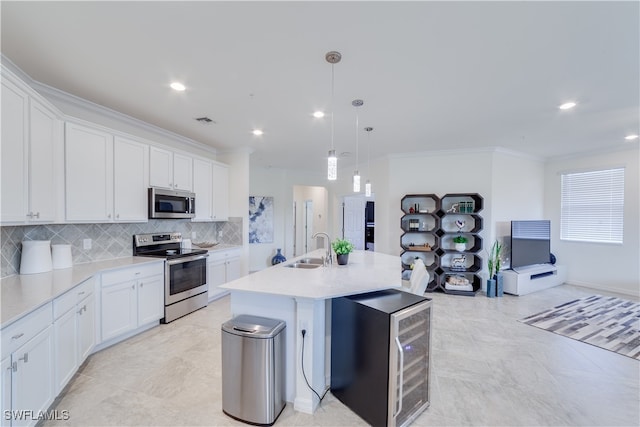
top-left (332, 238), bottom-right (354, 265)
top-left (453, 235), bottom-right (468, 252)
top-left (486, 239), bottom-right (503, 297)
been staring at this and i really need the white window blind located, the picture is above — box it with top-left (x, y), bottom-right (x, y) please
top-left (560, 168), bottom-right (624, 243)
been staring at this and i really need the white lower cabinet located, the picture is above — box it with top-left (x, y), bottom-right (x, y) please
top-left (207, 248), bottom-right (241, 300)
top-left (100, 263), bottom-right (164, 343)
top-left (53, 278), bottom-right (95, 393)
top-left (1, 304), bottom-right (54, 427)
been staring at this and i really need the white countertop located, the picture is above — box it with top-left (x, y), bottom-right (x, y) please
top-left (221, 249), bottom-right (401, 300)
top-left (1, 257), bottom-right (165, 328)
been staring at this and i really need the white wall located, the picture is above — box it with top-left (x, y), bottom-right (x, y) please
top-left (544, 146), bottom-right (640, 296)
top-left (219, 148), bottom-right (252, 275)
top-left (491, 149), bottom-right (546, 265)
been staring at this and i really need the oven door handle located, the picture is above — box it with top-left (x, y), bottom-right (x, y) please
top-left (167, 254), bottom-right (209, 265)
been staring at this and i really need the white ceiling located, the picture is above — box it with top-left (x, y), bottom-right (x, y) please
top-left (2, 1), bottom-right (638, 173)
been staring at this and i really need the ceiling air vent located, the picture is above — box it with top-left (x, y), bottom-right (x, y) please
top-left (195, 116), bottom-right (215, 124)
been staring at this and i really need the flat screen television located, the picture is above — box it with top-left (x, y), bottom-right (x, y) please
top-left (510, 220), bottom-right (551, 269)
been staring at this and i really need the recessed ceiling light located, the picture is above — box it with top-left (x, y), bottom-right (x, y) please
top-left (625, 134), bottom-right (639, 141)
top-left (558, 101), bottom-right (576, 110)
top-left (170, 82), bottom-right (186, 91)
top-left (252, 129), bottom-right (263, 136)
top-left (313, 111), bottom-right (325, 118)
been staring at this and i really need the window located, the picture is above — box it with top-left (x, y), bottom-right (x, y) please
top-left (560, 168), bottom-right (624, 243)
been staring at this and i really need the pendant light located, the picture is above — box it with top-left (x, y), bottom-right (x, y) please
top-left (352, 99), bottom-right (363, 192)
top-left (365, 127), bottom-right (373, 197)
top-left (325, 51), bottom-right (341, 180)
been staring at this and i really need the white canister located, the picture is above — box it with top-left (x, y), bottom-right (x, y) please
top-left (52, 244), bottom-right (73, 269)
top-left (20, 240), bottom-right (53, 274)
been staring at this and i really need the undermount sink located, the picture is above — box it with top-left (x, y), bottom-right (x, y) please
top-left (297, 257), bottom-right (324, 265)
top-left (285, 262), bottom-right (322, 269)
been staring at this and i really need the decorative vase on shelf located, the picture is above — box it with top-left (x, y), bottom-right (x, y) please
top-left (271, 248), bottom-right (286, 265)
top-left (454, 243), bottom-right (466, 252)
top-left (336, 254), bottom-right (349, 265)
top-left (486, 279), bottom-right (496, 298)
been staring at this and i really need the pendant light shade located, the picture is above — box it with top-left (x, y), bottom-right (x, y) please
top-left (326, 51), bottom-right (341, 181)
top-left (328, 150), bottom-right (337, 181)
top-left (365, 127), bottom-right (373, 197)
top-left (353, 171), bottom-right (361, 192)
top-left (352, 99), bottom-right (363, 192)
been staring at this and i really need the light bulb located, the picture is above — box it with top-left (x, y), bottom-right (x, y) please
top-left (365, 180), bottom-right (372, 197)
top-left (353, 171), bottom-right (360, 192)
top-left (328, 150), bottom-right (337, 181)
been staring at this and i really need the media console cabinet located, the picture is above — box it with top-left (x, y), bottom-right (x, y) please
top-left (502, 264), bottom-right (567, 296)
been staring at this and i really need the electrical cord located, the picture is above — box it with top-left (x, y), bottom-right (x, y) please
top-left (300, 329), bottom-right (330, 404)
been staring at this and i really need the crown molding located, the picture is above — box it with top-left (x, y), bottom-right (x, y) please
top-left (1, 53), bottom-right (216, 155)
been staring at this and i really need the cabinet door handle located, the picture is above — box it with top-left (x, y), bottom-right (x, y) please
top-left (78, 291), bottom-right (85, 296)
top-left (107, 213), bottom-right (112, 219)
top-left (116, 214), bottom-right (120, 219)
top-left (11, 362), bottom-right (17, 372)
top-left (140, 282), bottom-right (143, 287)
top-left (393, 337), bottom-right (404, 418)
top-left (26, 212), bottom-right (33, 218)
top-left (131, 285), bottom-right (135, 290)
top-left (18, 353), bottom-right (28, 364)
top-left (34, 212), bottom-right (40, 218)
top-left (11, 333), bottom-right (24, 340)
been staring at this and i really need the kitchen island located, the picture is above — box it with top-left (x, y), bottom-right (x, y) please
top-left (220, 249), bottom-right (402, 414)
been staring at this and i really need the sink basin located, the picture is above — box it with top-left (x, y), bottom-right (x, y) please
top-left (297, 257), bottom-right (324, 265)
top-left (285, 262), bottom-right (322, 269)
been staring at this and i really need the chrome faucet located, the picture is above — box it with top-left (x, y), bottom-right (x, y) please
top-left (312, 232), bottom-right (332, 266)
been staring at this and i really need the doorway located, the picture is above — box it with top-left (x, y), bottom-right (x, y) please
top-left (292, 186), bottom-right (328, 257)
top-left (342, 195), bottom-right (374, 251)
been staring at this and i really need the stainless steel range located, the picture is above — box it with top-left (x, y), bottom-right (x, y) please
top-left (133, 232), bottom-right (208, 323)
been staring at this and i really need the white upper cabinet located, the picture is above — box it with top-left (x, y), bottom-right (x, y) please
top-left (1, 77), bottom-right (28, 223)
top-left (149, 146), bottom-right (193, 191)
top-left (65, 122), bottom-right (114, 222)
top-left (114, 136), bottom-right (149, 222)
top-left (1, 72), bottom-right (59, 225)
top-left (212, 162), bottom-right (229, 221)
top-left (29, 101), bottom-right (58, 223)
top-left (193, 157), bottom-right (214, 221)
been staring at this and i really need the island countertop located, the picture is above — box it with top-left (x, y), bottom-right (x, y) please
top-left (221, 249), bottom-right (402, 300)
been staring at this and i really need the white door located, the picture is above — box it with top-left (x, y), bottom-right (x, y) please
top-left (212, 163), bottom-right (229, 221)
top-left (114, 137), bottom-right (148, 222)
top-left (149, 146), bottom-right (173, 189)
top-left (172, 152), bottom-right (193, 191)
top-left (343, 196), bottom-right (366, 250)
top-left (137, 275), bottom-right (164, 325)
top-left (53, 308), bottom-right (77, 393)
top-left (28, 100), bottom-right (57, 223)
top-left (1, 78), bottom-right (28, 223)
top-left (78, 293), bottom-right (96, 363)
top-left (101, 281), bottom-right (136, 341)
top-left (65, 122), bottom-right (113, 222)
top-left (13, 326), bottom-right (54, 426)
top-left (1, 357), bottom-right (12, 423)
top-left (304, 200), bottom-right (314, 253)
top-left (193, 158), bottom-right (213, 221)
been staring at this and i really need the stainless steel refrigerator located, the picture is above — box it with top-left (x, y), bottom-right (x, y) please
top-left (331, 289), bottom-right (432, 427)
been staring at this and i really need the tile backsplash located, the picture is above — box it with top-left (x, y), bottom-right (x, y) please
top-left (1, 218), bottom-right (243, 278)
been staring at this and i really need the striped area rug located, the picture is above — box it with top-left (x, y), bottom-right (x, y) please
top-left (520, 295), bottom-right (640, 360)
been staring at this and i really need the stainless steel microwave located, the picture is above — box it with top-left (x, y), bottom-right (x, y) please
top-left (149, 188), bottom-right (195, 219)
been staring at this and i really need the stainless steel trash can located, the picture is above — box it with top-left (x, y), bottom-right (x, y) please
top-left (222, 314), bottom-right (286, 426)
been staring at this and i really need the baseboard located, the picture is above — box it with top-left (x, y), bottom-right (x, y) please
top-left (564, 280), bottom-right (640, 298)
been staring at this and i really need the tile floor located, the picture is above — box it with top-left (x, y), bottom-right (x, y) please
top-left (45, 284), bottom-right (640, 426)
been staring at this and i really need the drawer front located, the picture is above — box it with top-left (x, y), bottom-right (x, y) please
top-left (53, 278), bottom-right (94, 319)
top-left (1, 302), bottom-right (52, 359)
top-left (102, 262), bottom-right (164, 287)
top-left (208, 248), bottom-right (241, 262)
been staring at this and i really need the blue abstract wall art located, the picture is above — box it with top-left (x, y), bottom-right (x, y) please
top-left (249, 196), bottom-right (274, 243)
